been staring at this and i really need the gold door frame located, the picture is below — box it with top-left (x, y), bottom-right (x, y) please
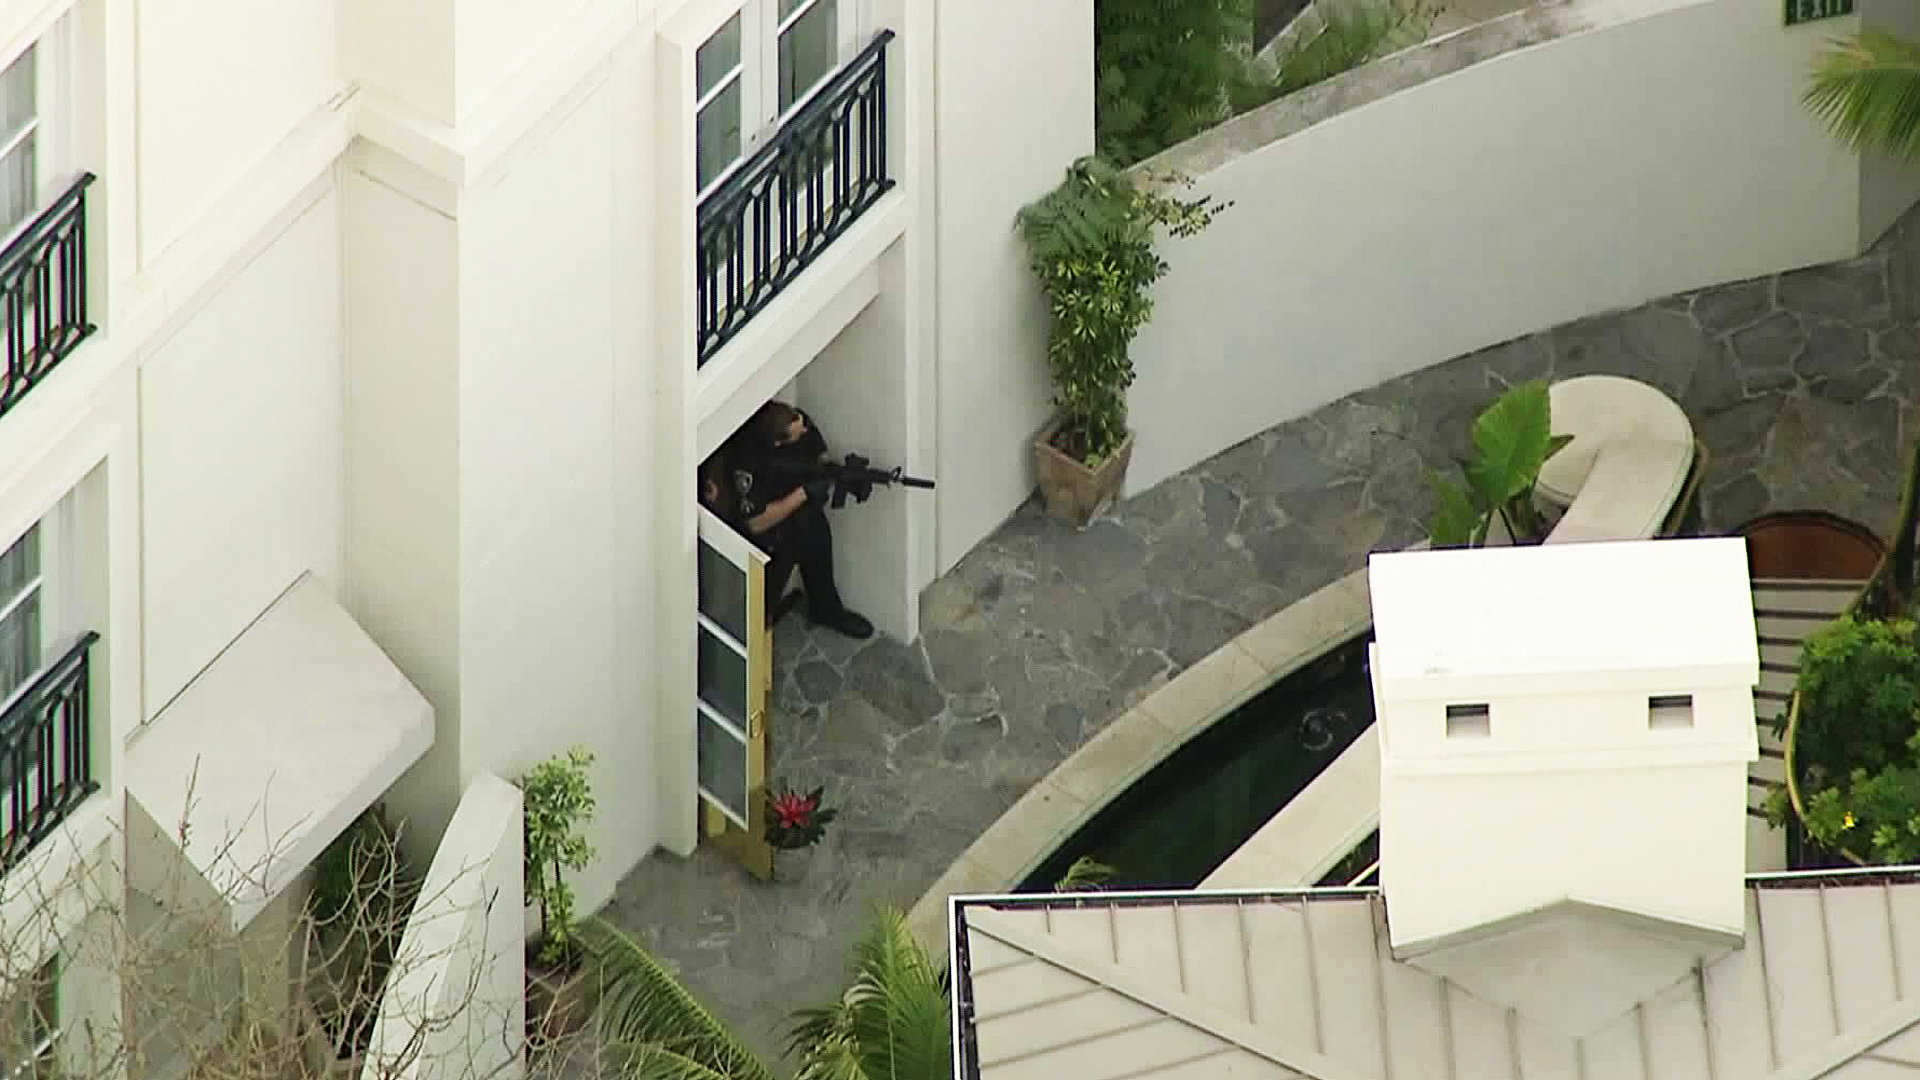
top-left (696, 507), bottom-right (775, 879)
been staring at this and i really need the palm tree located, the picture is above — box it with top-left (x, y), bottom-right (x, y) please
top-left (582, 919), bottom-right (781, 1080)
top-left (1804, 30), bottom-right (1920, 160)
top-left (784, 907), bottom-right (952, 1080)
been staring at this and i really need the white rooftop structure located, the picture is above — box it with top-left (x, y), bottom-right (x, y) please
top-left (1367, 536), bottom-right (1760, 699)
top-left (1368, 538), bottom-right (1760, 1035)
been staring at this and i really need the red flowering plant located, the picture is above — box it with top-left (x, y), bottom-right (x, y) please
top-left (764, 785), bottom-right (837, 851)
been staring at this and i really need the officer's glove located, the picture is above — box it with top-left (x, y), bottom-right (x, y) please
top-left (803, 478), bottom-right (834, 506)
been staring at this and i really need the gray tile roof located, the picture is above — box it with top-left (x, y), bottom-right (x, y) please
top-left (955, 875), bottom-right (1920, 1080)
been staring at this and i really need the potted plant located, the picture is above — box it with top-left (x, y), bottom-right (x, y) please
top-left (1768, 441), bottom-right (1920, 866)
top-left (1426, 381), bottom-right (1571, 548)
top-left (764, 784), bottom-right (837, 881)
top-left (521, 746), bottom-right (598, 1044)
top-left (1015, 156), bottom-right (1228, 525)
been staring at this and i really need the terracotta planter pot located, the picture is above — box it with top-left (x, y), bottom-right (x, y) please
top-left (1033, 415), bottom-right (1135, 527)
top-left (526, 950), bottom-right (595, 1047)
top-left (1738, 511), bottom-right (1886, 581)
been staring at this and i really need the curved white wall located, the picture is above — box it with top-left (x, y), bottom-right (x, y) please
top-left (1106, 0), bottom-right (1919, 498)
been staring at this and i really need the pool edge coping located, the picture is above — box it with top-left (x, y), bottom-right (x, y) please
top-left (905, 566), bottom-right (1377, 950)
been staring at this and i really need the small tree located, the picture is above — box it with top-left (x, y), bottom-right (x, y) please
top-left (0, 772), bottom-right (514, 1080)
top-left (1096, 0), bottom-right (1253, 164)
top-left (1015, 157), bottom-right (1227, 468)
top-left (521, 747), bottom-right (597, 969)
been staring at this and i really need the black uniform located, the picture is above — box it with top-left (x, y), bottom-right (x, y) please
top-left (731, 411), bottom-right (870, 638)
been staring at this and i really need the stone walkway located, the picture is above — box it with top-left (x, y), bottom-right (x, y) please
top-left (602, 214), bottom-right (1920, 1070)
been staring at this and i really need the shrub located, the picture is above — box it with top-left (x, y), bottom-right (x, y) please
top-left (1097, 0), bottom-right (1253, 164)
top-left (1791, 613), bottom-right (1920, 783)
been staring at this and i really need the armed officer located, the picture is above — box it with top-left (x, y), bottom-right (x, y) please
top-left (729, 401), bottom-right (874, 640)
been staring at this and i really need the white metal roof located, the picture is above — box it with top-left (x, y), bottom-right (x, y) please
top-left (954, 875), bottom-right (1920, 1080)
top-left (1368, 538), bottom-right (1758, 695)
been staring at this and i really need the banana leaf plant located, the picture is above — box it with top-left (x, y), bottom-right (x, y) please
top-left (1427, 380), bottom-right (1571, 548)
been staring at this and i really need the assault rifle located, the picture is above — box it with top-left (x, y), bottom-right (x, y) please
top-left (774, 453), bottom-right (937, 510)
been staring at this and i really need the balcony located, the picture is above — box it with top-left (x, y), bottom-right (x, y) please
top-left (696, 31), bottom-right (896, 368)
top-left (0, 173), bottom-right (97, 421)
top-left (0, 631), bottom-right (101, 871)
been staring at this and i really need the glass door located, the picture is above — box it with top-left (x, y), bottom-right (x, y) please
top-left (695, 505), bottom-right (774, 878)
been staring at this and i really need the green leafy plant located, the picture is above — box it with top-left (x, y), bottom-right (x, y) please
top-left (1052, 856), bottom-right (1120, 892)
top-left (1800, 751), bottom-right (1920, 865)
top-left (1097, 0), bottom-right (1254, 164)
top-left (1804, 30), bottom-right (1920, 162)
top-left (522, 746), bottom-right (597, 968)
top-left (1427, 380), bottom-right (1571, 548)
top-left (786, 906), bottom-right (953, 1080)
top-left (1016, 157), bottom-right (1228, 468)
top-left (1233, 0), bottom-right (1443, 112)
top-left (1787, 614), bottom-right (1920, 780)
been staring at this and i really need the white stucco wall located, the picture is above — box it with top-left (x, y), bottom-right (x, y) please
top-left (456, 69), bottom-right (657, 915)
top-left (138, 179), bottom-right (345, 716)
top-left (1857, 0), bottom-right (1920, 246)
top-left (133, 0), bottom-right (340, 264)
top-left (1106, 0), bottom-right (1919, 499)
top-left (368, 772), bottom-right (524, 1080)
top-left (931, 0), bottom-right (1094, 574)
top-left (1380, 763), bottom-right (1751, 944)
top-left (342, 157), bottom-right (465, 861)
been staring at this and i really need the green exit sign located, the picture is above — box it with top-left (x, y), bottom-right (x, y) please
top-left (1785, 0), bottom-right (1853, 26)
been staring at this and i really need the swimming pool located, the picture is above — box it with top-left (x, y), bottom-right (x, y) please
top-left (1020, 629), bottom-right (1377, 892)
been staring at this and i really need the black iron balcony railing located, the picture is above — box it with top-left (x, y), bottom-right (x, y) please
top-left (696, 31), bottom-right (895, 367)
top-left (0, 173), bottom-right (97, 421)
top-left (0, 632), bottom-right (100, 872)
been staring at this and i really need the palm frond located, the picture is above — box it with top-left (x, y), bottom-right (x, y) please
top-left (1805, 31), bottom-right (1920, 161)
top-left (786, 907), bottom-right (952, 1080)
top-left (1272, 0), bottom-right (1441, 96)
top-left (1053, 856), bottom-right (1121, 892)
top-left (580, 918), bottom-right (779, 1080)
top-left (617, 1043), bottom-right (760, 1080)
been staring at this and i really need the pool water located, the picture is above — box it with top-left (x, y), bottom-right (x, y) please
top-left (1021, 630), bottom-right (1377, 892)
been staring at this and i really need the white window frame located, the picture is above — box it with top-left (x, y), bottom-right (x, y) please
top-left (695, 0), bottom-right (859, 202)
top-left (0, 19), bottom-right (73, 253)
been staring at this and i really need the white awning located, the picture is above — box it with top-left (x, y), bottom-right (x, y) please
top-left (127, 573), bottom-right (433, 931)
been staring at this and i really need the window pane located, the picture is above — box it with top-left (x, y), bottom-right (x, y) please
top-left (0, 589), bottom-right (41, 702)
top-left (696, 13), bottom-right (742, 99)
top-left (0, 136), bottom-right (34, 236)
top-left (696, 82), bottom-right (743, 191)
top-left (696, 707), bottom-right (748, 823)
top-left (0, 525), bottom-right (40, 608)
top-left (698, 537), bottom-right (749, 645)
top-left (697, 624), bottom-right (748, 727)
top-left (778, 0), bottom-right (838, 113)
top-left (0, 47), bottom-right (34, 143)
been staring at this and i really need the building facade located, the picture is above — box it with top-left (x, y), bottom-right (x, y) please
top-left (0, 0), bottom-right (1092, 1072)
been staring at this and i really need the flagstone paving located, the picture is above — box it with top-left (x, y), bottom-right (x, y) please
top-left (599, 211), bottom-right (1920, 1069)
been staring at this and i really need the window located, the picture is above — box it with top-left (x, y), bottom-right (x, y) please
top-left (0, 47), bottom-right (36, 238)
top-left (0, 955), bottom-right (57, 1079)
top-left (1444, 702), bottom-right (1491, 739)
top-left (1648, 693), bottom-right (1694, 731)
top-left (0, 525), bottom-right (42, 703)
top-left (0, 504), bottom-right (77, 714)
top-left (695, 0), bottom-right (856, 195)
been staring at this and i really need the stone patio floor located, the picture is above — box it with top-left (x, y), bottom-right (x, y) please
top-left (602, 236), bottom-right (1917, 1070)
